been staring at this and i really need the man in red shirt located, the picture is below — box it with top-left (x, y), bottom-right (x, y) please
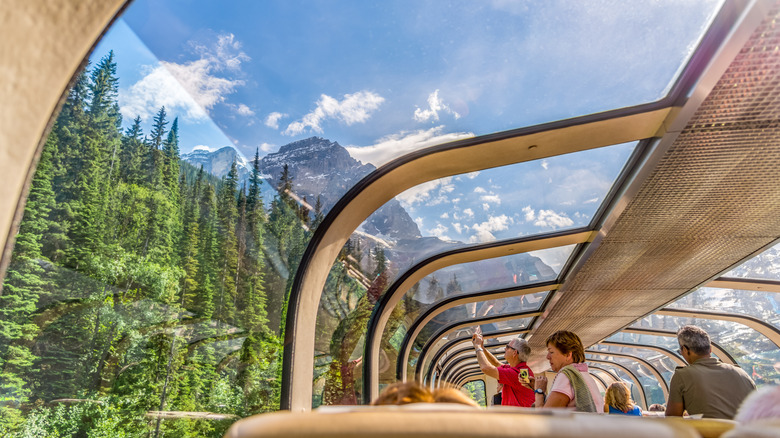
top-left (472, 332), bottom-right (534, 407)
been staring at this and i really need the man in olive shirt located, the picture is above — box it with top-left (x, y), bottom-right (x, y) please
top-left (666, 325), bottom-right (756, 419)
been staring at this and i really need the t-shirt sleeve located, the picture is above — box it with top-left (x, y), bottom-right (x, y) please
top-left (667, 370), bottom-right (684, 404)
top-left (496, 365), bottom-right (518, 386)
top-left (550, 373), bottom-right (574, 400)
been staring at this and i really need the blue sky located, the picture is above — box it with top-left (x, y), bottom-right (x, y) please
top-left (90, 0), bottom-right (721, 248)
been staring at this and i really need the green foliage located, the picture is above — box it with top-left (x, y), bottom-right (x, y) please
top-left (1, 53), bottom-right (289, 437)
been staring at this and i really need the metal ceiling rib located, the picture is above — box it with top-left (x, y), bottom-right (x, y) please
top-left (524, 0), bottom-right (780, 372)
top-left (596, 340), bottom-right (686, 367)
top-left (586, 359), bottom-right (648, 410)
top-left (656, 308), bottom-right (780, 347)
top-left (622, 327), bottom-right (738, 365)
top-left (707, 277), bottom-right (780, 293)
top-left (395, 282), bottom-right (556, 381)
top-left (424, 328), bottom-right (530, 384)
top-left (585, 350), bottom-right (669, 399)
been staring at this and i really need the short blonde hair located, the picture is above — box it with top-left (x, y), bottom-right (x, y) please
top-left (372, 381), bottom-right (434, 405)
top-left (604, 382), bottom-right (634, 413)
top-left (432, 387), bottom-right (479, 407)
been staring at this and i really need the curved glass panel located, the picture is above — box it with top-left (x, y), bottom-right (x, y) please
top-left (591, 344), bottom-right (679, 379)
top-left (632, 314), bottom-right (779, 386)
top-left (723, 241), bottom-right (780, 281)
top-left (607, 331), bottom-right (681, 352)
top-left (400, 317), bottom-right (533, 385)
top-left (462, 380), bottom-right (486, 407)
top-left (379, 245), bottom-right (572, 384)
top-left (586, 352), bottom-right (665, 406)
top-left (586, 362), bottom-right (635, 399)
top-left (667, 287), bottom-right (780, 331)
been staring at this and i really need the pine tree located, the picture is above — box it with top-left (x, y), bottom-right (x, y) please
top-left (162, 117), bottom-right (180, 197)
top-left (215, 162), bottom-right (239, 325)
top-left (0, 137), bottom-right (56, 428)
top-left (312, 196), bottom-right (325, 230)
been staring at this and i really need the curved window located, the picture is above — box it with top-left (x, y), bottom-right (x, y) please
top-left (723, 242), bottom-right (780, 281)
top-left (632, 315), bottom-right (779, 385)
top-left (586, 352), bottom-right (666, 406)
top-left (667, 287), bottom-right (780, 331)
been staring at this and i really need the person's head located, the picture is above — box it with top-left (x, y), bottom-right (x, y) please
top-left (372, 381), bottom-right (434, 405)
top-left (604, 382), bottom-right (634, 413)
top-left (734, 386), bottom-right (780, 423)
top-left (505, 337), bottom-right (531, 365)
top-left (648, 403), bottom-right (666, 412)
top-left (545, 330), bottom-right (585, 371)
top-left (432, 387), bottom-right (479, 407)
top-left (676, 325), bottom-right (712, 362)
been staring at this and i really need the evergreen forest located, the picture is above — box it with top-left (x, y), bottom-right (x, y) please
top-left (0, 51), bottom-right (380, 437)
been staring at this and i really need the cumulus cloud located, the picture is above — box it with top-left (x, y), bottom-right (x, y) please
top-left (482, 203), bottom-right (490, 211)
top-left (481, 194), bottom-right (501, 204)
top-left (453, 223), bottom-right (464, 234)
top-left (474, 187), bottom-right (487, 193)
top-left (413, 89), bottom-right (461, 122)
top-left (236, 104), bottom-right (254, 116)
top-left (440, 212), bottom-right (450, 219)
top-left (469, 214), bottom-right (512, 243)
top-left (284, 91), bottom-right (385, 136)
top-left (259, 142), bottom-right (276, 153)
top-left (522, 206), bottom-right (574, 229)
top-left (466, 171), bottom-right (480, 179)
top-left (462, 208), bottom-right (475, 217)
top-left (192, 144), bottom-right (218, 152)
top-left (428, 224), bottom-right (451, 241)
top-left (346, 125), bottom-right (473, 167)
top-left (120, 33), bottom-right (249, 122)
top-left (397, 177), bottom-right (454, 209)
top-left (265, 112), bottom-right (287, 129)
top-left (541, 160), bottom-right (549, 170)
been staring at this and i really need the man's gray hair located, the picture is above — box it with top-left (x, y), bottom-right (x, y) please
top-left (508, 337), bottom-right (531, 362)
top-left (677, 325), bottom-right (711, 356)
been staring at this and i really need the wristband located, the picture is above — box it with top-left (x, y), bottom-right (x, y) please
top-left (534, 388), bottom-right (545, 395)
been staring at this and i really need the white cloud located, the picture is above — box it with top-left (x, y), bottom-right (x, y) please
top-left (480, 194), bottom-right (501, 204)
top-left (474, 187), bottom-right (487, 193)
top-left (397, 177), bottom-right (454, 208)
top-left (413, 89), bottom-right (461, 122)
top-left (541, 160), bottom-right (549, 170)
top-left (440, 212), bottom-right (450, 219)
top-left (192, 144), bottom-right (218, 152)
top-left (482, 203), bottom-right (490, 211)
top-left (462, 208), bottom-right (475, 217)
top-left (265, 112), bottom-right (287, 129)
top-left (346, 125), bottom-right (473, 167)
top-left (235, 104), bottom-right (254, 116)
top-left (428, 224), bottom-right (451, 241)
top-left (583, 197), bottom-right (599, 204)
top-left (453, 223), bottom-right (464, 234)
top-left (522, 205), bottom-right (535, 222)
top-left (466, 171), bottom-right (480, 179)
top-left (414, 216), bottom-right (425, 230)
top-left (120, 33), bottom-right (248, 122)
top-left (284, 91), bottom-right (385, 136)
top-left (260, 142), bottom-right (276, 153)
top-left (469, 214), bottom-right (512, 243)
top-left (523, 206), bottom-right (574, 229)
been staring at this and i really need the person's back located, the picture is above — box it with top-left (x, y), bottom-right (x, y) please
top-left (671, 357), bottom-right (755, 418)
top-left (666, 325), bottom-right (755, 419)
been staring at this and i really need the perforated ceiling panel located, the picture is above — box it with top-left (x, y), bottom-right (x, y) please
top-left (527, 3), bottom-right (780, 370)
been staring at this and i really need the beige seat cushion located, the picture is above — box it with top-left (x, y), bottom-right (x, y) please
top-left (655, 417), bottom-right (737, 438)
top-left (224, 405), bottom-right (700, 438)
top-left (722, 419), bottom-right (780, 438)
